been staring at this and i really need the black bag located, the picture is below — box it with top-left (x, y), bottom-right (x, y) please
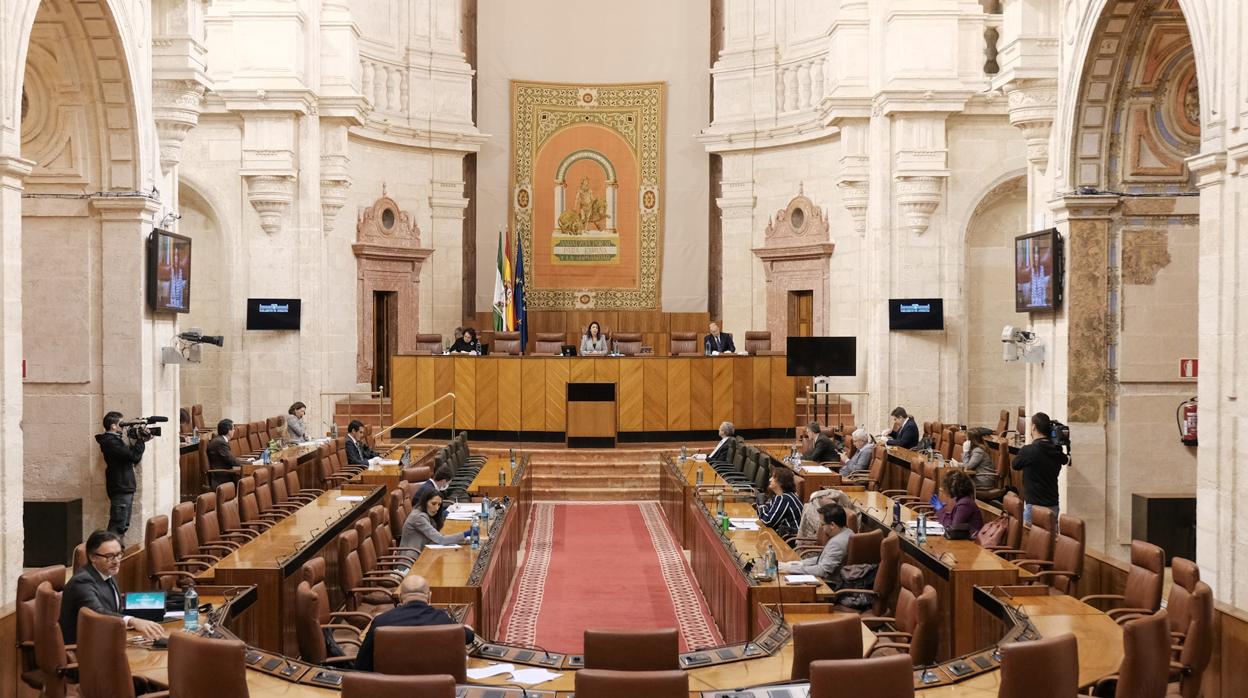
top-left (323, 627), bottom-right (348, 658)
top-left (831, 563), bottom-right (878, 610)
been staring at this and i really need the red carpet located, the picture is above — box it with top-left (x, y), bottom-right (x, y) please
top-left (498, 502), bottom-right (722, 653)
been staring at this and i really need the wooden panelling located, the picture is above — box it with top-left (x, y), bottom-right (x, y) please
top-left (391, 357), bottom-right (418, 426)
top-left (475, 358), bottom-right (499, 428)
top-left (642, 360), bottom-right (669, 431)
top-left (453, 358), bottom-right (476, 430)
top-left (434, 358), bottom-right (455, 426)
top-left (667, 358), bottom-right (691, 431)
top-left (752, 356), bottom-right (773, 432)
top-left (593, 358), bottom-right (619, 383)
top-left (712, 358), bottom-right (734, 426)
top-left (618, 359), bottom-right (645, 431)
top-left (690, 359), bottom-right (714, 430)
top-left (472, 310), bottom-right (713, 354)
top-left (496, 359), bottom-right (522, 431)
top-left (771, 357), bottom-right (795, 429)
top-left (569, 358), bottom-right (596, 384)
top-left (520, 360), bottom-right (546, 432)
top-left (732, 356), bottom-right (753, 429)
top-left (415, 357), bottom-right (436, 428)
top-left (544, 359), bottom-right (569, 431)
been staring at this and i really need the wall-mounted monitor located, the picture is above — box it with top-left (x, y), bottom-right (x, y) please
top-left (889, 298), bottom-right (944, 331)
top-left (1015, 228), bottom-right (1063, 313)
top-left (147, 229), bottom-right (191, 313)
top-left (246, 298), bottom-right (302, 331)
top-left (786, 336), bottom-right (857, 377)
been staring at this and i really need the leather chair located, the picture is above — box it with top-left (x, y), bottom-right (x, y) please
top-left (194, 492), bottom-right (251, 551)
top-left (493, 331), bottom-right (523, 355)
top-left (1083, 610), bottom-right (1170, 697)
top-left (171, 502), bottom-right (231, 566)
top-left (367, 505), bottom-right (418, 564)
top-left (197, 436), bottom-right (239, 493)
top-left (744, 330), bottom-right (772, 354)
top-left (1170, 582), bottom-right (1213, 698)
top-left (237, 476), bottom-right (287, 528)
top-left (374, 625), bottom-right (468, 681)
top-left (1080, 540), bottom-right (1164, 622)
top-left (295, 580), bottom-right (360, 666)
top-left (337, 529), bottom-right (399, 614)
top-left (843, 443), bottom-right (888, 491)
top-left (271, 461), bottom-right (317, 507)
top-left (865, 563), bottom-right (938, 665)
top-left (167, 632), bottom-right (249, 698)
top-left (996, 504), bottom-right (1056, 564)
top-left (300, 557), bottom-right (376, 629)
top-left (880, 456), bottom-right (924, 503)
top-left (612, 332), bottom-right (643, 356)
top-left (76, 608), bottom-right (166, 698)
top-left (996, 408), bottom-right (1010, 436)
top-left (832, 532), bottom-right (899, 616)
top-left (191, 403), bottom-right (205, 430)
top-left (342, 673), bottom-right (457, 698)
top-left (400, 465), bottom-right (432, 484)
top-left (17, 565), bottom-right (67, 691)
top-left (583, 628), bottom-right (680, 671)
top-left (1164, 557), bottom-right (1202, 644)
top-left (144, 515), bottom-right (208, 590)
top-left (844, 527), bottom-right (883, 566)
top-left (351, 517), bottom-right (407, 585)
top-left (976, 442), bottom-right (1012, 502)
top-left (252, 466), bottom-right (301, 516)
top-left (983, 492), bottom-right (1025, 553)
top-left (1022, 514), bottom-right (1086, 595)
top-left (33, 582), bottom-right (73, 698)
top-left (809, 654), bottom-right (914, 698)
top-left (72, 544), bottom-right (88, 573)
top-left (574, 669), bottom-right (688, 698)
top-left (414, 333), bottom-right (445, 355)
top-left (908, 461), bottom-right (940, 514)
top-left (534, 332), bottom-right (565, 355)
top-left (215, 482), bottom-right (273, 535)
top-left (999, 632), bottom-right (1078, 698)
top-left (283, 457), bottom-right (323, 499)
top-left (669, 332), bottom-right (699, 356)
top-left (317, 444), bottom-right (356, 488)
top-left (790, 614), bottom-right (863, 680)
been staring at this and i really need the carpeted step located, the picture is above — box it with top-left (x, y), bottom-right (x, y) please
top-left (530, 487), bottom-right (659, 501)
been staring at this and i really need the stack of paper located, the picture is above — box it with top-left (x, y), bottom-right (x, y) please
top-left (784, 574), bottom-right (821, 584)
top-left (906, 520), bottom-right (946, 535)
top-left (728, 518), bottom-right (760, 531)
top-left (801, 465), bottom-right (834, 474)
top-left (335, 495), bottom-right (366, 502)
top-left (465, 663), bottom-right (562, 686)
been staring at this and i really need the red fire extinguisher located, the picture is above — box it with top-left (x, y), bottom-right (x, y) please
top-left (1177, 397), bottom-right (1198, 446)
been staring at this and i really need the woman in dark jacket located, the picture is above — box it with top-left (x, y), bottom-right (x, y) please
top-left (936, 470), bottom-right (983, 537)
top-left (448, 327), bottom-right (481, 354)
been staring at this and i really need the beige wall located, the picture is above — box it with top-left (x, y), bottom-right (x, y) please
top-left (475, 0), bottom-right (711, 313)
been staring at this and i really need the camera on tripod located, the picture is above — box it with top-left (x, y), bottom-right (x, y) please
top-left (1050, 419), bottom-right (1071, 454)
top-left (119, 415), bottom-right (168, 442)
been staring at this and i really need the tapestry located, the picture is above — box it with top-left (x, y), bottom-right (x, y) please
top-left (510, 80), bottom-right (665, 310)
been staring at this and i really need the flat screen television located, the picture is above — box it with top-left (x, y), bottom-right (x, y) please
top-left (889, 298), bottom-right (944, 331)
top-left (246, 298), bottom-right (302, 331)
top-left (147, 229), bottom-right (191, 313)
top-left (786, 336), bottom-right (857, 377)
top-left (1015, 228), bottom-right (1063, 312)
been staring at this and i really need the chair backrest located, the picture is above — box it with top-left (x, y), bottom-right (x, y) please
top-left (194, 492), bottom-right (226, 547)
top-left (1115, 610), bottom-right (1171, 698)
top-left (215, 482), bottom-right (246, 532)
top-left (998, 632), bottom-right (1078, 698)
top-left (534, 332), bottom-right (564, 355)
top-left (168, 632), bottom-right (250, 698)
top-left (353, 518), bottom-right (384, 574)
top-left (894, 563), bottom-right (924, 632)
top-left (1176, 583), bottom-right (1213, 698)
top-left (247, 422), bottom-right (264, 452)
top-left (873, 533), bottom-right (901, 616)
top-left (1016, 406), bottom-right (1026, 437)
top-left (389, 488), bottom-right (408, 539)
top-left (996, 409), bottom-right (1010, 435)
top-left (337, 530), bottom-right (366, 603)
top-left (613, 332), bottom-right (643, 356)
top-left (584, 628), bottom-right (680, 671)
top-left (1167, 557), bottom-right (1201, 636)
top-left (917, 461), bottom-right (938, 503)
top-left (192, 403), bottom-right (204, 429)
top-left (294, 580), bottom-right (328, 663)
top-left (867, 444), bottom-right (887, 488)
top-left (669, 332), bottom-right (698, 355)
top-left (172, 501), bottom-right (205, 562)
top-left (1048, 514), bottom-right (1086, 595)
top-left (574, 669), bottom-right (689, 698)
top-left (1125, 540), bottom-right (1165, 612)
top-left (145, 515), bottom-right (194, 590)
top-left (76, 608), bottom-right (136, 698)
top-left (270, 462), bottom-right (292, 505)
top-left (342, 673), bottom-right (457, 698)
top-left (790, 615), bottom-right (863, 680)
top-left (238, 477), bottom-right (263, 523)
top-left (809, 654), bottom-right (914, 698)
top-left (300, 558), bottom-right (335, 625)
top-left (33, 582), bottom-right (69, 698)
top-left (1022, 505), bottom-right (1056, 562)
top-left (845, 528), bottom-right (883, 567)
top-left (493, 331), bottom-right (522, 355)
top-left (909, 584), bottom-right (939, 665)
top-left (1001, 492), bottom-right (1025, 549)
top-left (905, 457), bottom-right (924, 497)
top-left (252, 467), bottom-right (278, 514)
top-left (374, 625), bottom-right (468, 681)
top-left (17, 565), bottom-right (66, 656)
top-left (400, 465), bottom-right (431, 483)
top-left (414, 334), bottom-right (445, 355)
top-left (744, 330), bottom-right (771, 354)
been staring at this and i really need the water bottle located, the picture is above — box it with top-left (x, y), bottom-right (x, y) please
top-left (765, 543), bottom-right (778, 579)
top-left (183, 584), bottom-right (199, 632)
top-left (720, 512), bottom-right (730, 534)
top-left (790, 444), bottom-right (799, 465)
top-left (509, 449), bottom-right (516, 470)
top-left (916, 513), bottom-right (928, 545)
top-left (498, 466), bottom-right (506, 486)
top-left (892, 501), bottom-right (902, 526)
top-left (695, 467), bottom-right (704, 486)
top-left (481, 496), bottom-right (490, 520)
top-left (470, 517), bottom-right (480, 551)
top-left (261, 448), bottom-right (270, 465)
top-left (679, 444), bottom-right (688, 462)
top-left (400, 446), bottom-right (411, 467)
top-left (716, 492), bottom-right (725, 517)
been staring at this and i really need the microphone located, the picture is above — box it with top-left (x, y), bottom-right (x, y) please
top-left (496, 682), bottom-right (531, 697)
top-left (524, 642), bottom-right (557, 666)
top-left (938, 551), bottom-right (958, 566)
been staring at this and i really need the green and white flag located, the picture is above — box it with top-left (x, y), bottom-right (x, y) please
top-left (493, 231), bottom-right (507, 330)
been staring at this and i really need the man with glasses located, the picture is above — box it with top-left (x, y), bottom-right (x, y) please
top-left (60, 530), bottom-right (167, 643)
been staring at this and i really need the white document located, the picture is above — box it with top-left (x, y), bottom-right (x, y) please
top-left (801, 465), bottom-right (834, 474)
top-left (692, 453), bottom-right (707, 461)
top-left (906, 520), bottom-right (946, 534)
top-left (466, 663), bottom-right (515, 680)
top-left (376, 459), bottom-right (400, 466)
top-left (448, 503), bottom-right (479, 513)
top-left (728, 518), bottom-right (760, 531)
top-left (446, 511), bottom-right (478, 521)
top-left (785, 574), bottom-right (821, 585)
top-left (509, 668), bottom-right (564, 685)
top-left (335, 495), bottom-right (365, 502)
top-left (425, 544), bottom-right (461, 549)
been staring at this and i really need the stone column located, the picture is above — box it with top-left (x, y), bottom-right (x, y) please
top-left (427, 152), bottom-right (468, 331)
top-left (715, 154), bottom-right (757, 335)
top-left (1003, 79), bottom-right (1057, 226)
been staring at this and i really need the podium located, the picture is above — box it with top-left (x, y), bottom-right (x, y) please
top-left (566, 382), bottom-right (616, 448)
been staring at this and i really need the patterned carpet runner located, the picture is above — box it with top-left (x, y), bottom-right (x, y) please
top-left (497, 502), bottom-right (723, 653)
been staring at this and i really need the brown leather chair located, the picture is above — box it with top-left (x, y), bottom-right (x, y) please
top-left (574, 669), bottom-right (688, 698)
top-left (283, 457), bottom-right (323, 499)
top-left (252, 466), bottom-right (301, 515)
top-left (881, 456), bottom-right (924, 503)
top-left (844, 527), bottom-right (883, 566)
top-left (832, 532), bottom-right (900, 616)
top-left (342, 673), bottom-right (457, 698)
top-left (908, 461), bottom-right (940, 514)
top-left (197, 436), bottom-right (239, 492)
top-left (612, 332), bottom-right (643, 356)
top-left (1081, 540), bottom-right (1164, 622)
top-left (999, 632), bottom-right (1079, 697)
top-left (295, 580), bottom-right (360, 666)
top-left (809, 654), bottom-right (914, 698)
top-left (351, 517), bottom-right (406, 585)
top-left (1169, 582), bottom-right (1213, 698)
top-left (790, 614), bottom-right (863, 680)
top-left (144, 515), bottom-right (208, 590)
top-left (374, 625), bottom-right (468, 681)
top-left (17, 565), bottom-right (67, 691)
top-left (194, 492), bottom-right (249, 551)
top-left (414, 333), bottom-right (445, 355)
top-left (996, 408), bottom-right (1011, 435)
top-left (171, 501), bottom-right (231, 565)
top-left (843, 443), bottom-right (888, 491)
top-left (238, 476), bottom-right (287, 528)
top-left (76, 608), bottom-right (166, 698)
top-left (865, 563), bottom-right (938, 665)
top-left (367, 505), bottom-right (418, 564)
top-left (337, 529), bottom-right (399, 614)
top-left (1165, 557), bottom-right (1201, 644)
top-left (534, 332), bottom-right (565, 355)
top-left (493, 331), bottom-right (523, 355)
top-left (400, 464), bottom-right (432, 484)
top-left (1084, 610), bottom-right (1170, 697)
top-left (997, 504), bottom-right (1056, 564)
top-left (1022, 514), bottom-right (1086, 595)
top-left (744, 330), bottom-right (772, 354)
top-left (191, 403), bottom-right (205, 430)
top-left (270, 461), bottom-right (317, 507)
top-left (72, 544), bottom-right (88, 573)
top-left (984, 492), bottom-right (1026, 552)
top-left (33, 582), bottom-right (73, 698)
top-left (583, 628), bottom-right (680, 671)
top-left (167, 632), bottom-right (249, 697)
top-left (317, 444), bottom-right (356, 488)
top-left (215, 482), bottom-right (273, 535)
top-left (976, 441), bottom-right (1012, 502)
top-left (300, 557), bottom-right (376, 629)
top-left (669, 332), bottom-right (699, 356)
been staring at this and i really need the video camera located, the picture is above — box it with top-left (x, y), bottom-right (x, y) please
top-left (119, 415), bottom-right (168, 442)
top-left (1050, 419), bottom-right (1071, 454)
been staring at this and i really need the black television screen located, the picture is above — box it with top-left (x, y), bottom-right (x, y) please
top-left (889, 298), bottom-right (944, 331)
top-left (1015, 228), bottom-right (1063, 312)
top-left (786, 337), bottom-right (857, 377)
top-left (247, 298), bottom-right (302, 331)
top-left (147, 229), bottom-right (191, 313)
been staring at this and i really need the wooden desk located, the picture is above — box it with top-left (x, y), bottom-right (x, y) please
top-left (200, 486), bottom-right (385, 655)
top-left (390, 355), bottom-right (798, 435)
top-left (465, 454), bottom-right (521, 500)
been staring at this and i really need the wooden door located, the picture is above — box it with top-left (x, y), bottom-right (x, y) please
top-left (373, 291), bottom-right (397, 395)
top-left (787, 290), bottom-right (814, 337)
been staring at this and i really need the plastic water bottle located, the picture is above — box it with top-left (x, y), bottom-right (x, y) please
top-left (790, 444), bottom-right (799, 465)
top-left (695, 467), bottom-right (704, 486)
top-left (481, 496), bottom-right (490, 520)
top-left (183, 584), bottom-right (199, 632)
top-left (470, 517), bottom-right (480, 551)
top-left (716, 492), bottom-right (725, 517)
top-left (509, 449), bottom-right (517, 470)
top-left (400, 446), bottom-right (411, 467)
top-left (892, 501), bottom-right (902, 526)
top-left (916, 513), bottom-right (928, 545)
top-left (679, 444), bottom-right (688, 462)
top-left (498, 465), bottom-right (506, 486)
top-left (765, 543), bottom-right (778, 579)
top-left (261, 448), bottom-right (270, 465)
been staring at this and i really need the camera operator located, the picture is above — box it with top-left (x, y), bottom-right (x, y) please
top-left (94, 411), bottom-right (148, 539)
top-left (1011, 411), bottom-right (1069, 524)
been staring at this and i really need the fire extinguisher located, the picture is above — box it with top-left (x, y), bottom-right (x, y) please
top-left (1177, 397), bottom-right (1198, 447)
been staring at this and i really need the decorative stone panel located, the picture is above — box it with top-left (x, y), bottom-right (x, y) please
top-left (752, 187), bottom-right (835, 342)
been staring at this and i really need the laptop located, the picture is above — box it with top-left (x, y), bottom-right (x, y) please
top-left (124, 591), bottom-right (167, 622)
top-left (560, 345), bottom-right (577, 356)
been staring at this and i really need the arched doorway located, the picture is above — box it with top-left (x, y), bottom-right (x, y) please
top-left (177, 181), bottom-right (232, 421)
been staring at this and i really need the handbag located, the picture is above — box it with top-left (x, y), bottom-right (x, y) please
top-left (975, 516), bottom-right (1009, 547)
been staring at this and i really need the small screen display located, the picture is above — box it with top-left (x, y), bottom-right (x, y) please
top-left (147, 229), bottom-right (192, 313)
top-left (1015, 228), bottom-right (1063, 312)
top-left (889, 298), bottom-right (944, 331)
top-left (124, 591), bottom-right (166, 611)
top-left (246, 298), bottom-right (302, 331)
top-left (785, 337), bottom-right (857, 377)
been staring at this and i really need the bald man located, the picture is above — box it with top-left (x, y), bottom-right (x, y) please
top-left (352, 575), bottom-right (474, 672)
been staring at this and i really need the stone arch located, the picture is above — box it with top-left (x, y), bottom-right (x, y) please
top-left (177, 180), bottom-right (233, 419)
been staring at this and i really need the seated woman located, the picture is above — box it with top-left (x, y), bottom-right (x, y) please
top-left (580, 320), bottom-right (608, 356)
top-left (962, 427), bottom-right (996, 491)
top-left (756, 467), bottom-right (802, 540)
top-left (448, 327), bottom-right (481, 354)
top-left (400, 488), bottom-right (470, 554)
top-left (935, 470), bottom-right (984, 537)
top-left (285, 401), bottom-right (308, 443)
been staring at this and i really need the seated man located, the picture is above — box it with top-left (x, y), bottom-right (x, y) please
top-left (781, 503), bottom-right (851, 582)
top-left (353, 575), bottom-right (474, 672)
top-left (839, 429), bottom-right (874, 476)
top-left (799, 421), bottom-right (839, 463)
top-left (412, 465), bottom-right (454, 528)
top-left (883, 406), bottom-right (919, 449)
top-left (345, 419), bottom-right (379, 466)
top-left (60, 530), bottom-right (166, 644)
top-left (703, 321), bottom-right (736, 355)
top-left (205, 418), bottom-right (242, 488)
top-left (700, 421), bottom-right (735, 463)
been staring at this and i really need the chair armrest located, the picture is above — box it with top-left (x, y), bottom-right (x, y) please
top-left (867, 642), bottom-right (912, 656)
top-left (1107, 607), bottom-right (1156, 621)
top-left (386, 546), bottom-right (421, 554)
top-left (829, 589), bottom-right (878, 599)
top-left (1014, 559), bottom-right (1054, 572)
top-left (879, 489), bottom-right (907, 497)
top-left (172, 560), bottom-right (213, 572)
top-left (1030, 570), bottom-right (1079, 583)
top-left (860, 616), bottom-right (895, 627)
top-left (328, 611), bottom-right (377, 624)
top-left (994, 549), bottom-right (1028, 558)
top-left (181, 554), bottom-right (220, 563)
top-left (320, 655), bottom-right (358, 667)
top-left (197, 544), bottom-right (236, 555)
top-left (151, 569), bottom-right (200, 584)
top-left (873, 631), bottom-right (913, 640)
top-left (323, 622), bottom-right (365, 636)
top-left (1078, 593), bottom-right (1125, 606)
top-left (349, 586), bottom-right (398, 597)
top-left (221, 527), bottom-right (258, 539)
top-left (217, 532), bottom-right (252, 543)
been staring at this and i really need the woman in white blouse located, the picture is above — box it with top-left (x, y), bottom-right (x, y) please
top-left (580, 321), bottom-right (608, 356)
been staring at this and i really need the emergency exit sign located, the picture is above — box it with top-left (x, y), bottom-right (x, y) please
top-left (1180, 359), bottom-right (1198, 378)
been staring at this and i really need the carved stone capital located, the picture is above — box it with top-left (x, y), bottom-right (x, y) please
top-left (152, 79), bottom-right (207, 174)
top-left (836, 178), bottom-right (869, 235)
top-left (1003, 79), bottom-right (1057, 169)
top-left (245, 174), bottom-right (295, 234)
top-left (320, 151), bottom-right (351, 233)
top-left (895, 175), bottom-right (944, 235)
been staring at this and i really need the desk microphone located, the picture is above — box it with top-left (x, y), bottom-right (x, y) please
top-left (496, 682), bottom-right (530, 697)
top-left (524, 642), bottom-right (557, 666)
top-left (938, 551), bottom-right (958, 566)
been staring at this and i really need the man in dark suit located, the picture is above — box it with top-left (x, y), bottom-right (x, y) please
top-left (94, 411), bottom-right (146, 539)
top-left (799, 421), bottom-right (839, 463)
top-left (703, 322), bottom-right (736, 354)
top-left (205, 418), bottom-right (242, 488)
top-left (884, 406), bottom-right (919, 449)
top-left (705, 421), bottom-right (736, 464)
top-left (353, 575), bottom-right (474, 671)
top-left (346, 419), bottom-right (379, 466)
top-left (413, 465), bottom-right (454, 527)
top-left (60, 530), bottom-right (166, 644)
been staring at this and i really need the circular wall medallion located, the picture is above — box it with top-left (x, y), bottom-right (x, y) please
top-left (790, 207), bottom-right (806, 231)
top-left (381, 207), bottom-right (396, 231)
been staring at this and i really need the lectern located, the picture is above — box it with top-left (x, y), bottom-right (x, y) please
top-left (566, 382), bottom-right (616, 448)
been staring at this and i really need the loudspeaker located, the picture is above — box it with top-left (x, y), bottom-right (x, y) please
top-left (23, 498), bottom-right (83, 567)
